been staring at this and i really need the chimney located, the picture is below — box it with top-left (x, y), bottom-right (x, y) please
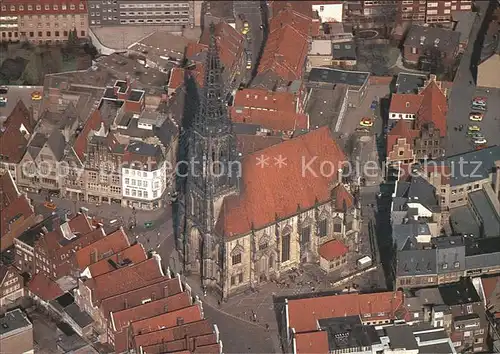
top-left (337, 168), bottom-right (343, 185)
top-left (164, 286), bottom-right (169, 297)
top-left (495, 161), bottom-right (500, 197)
top-left (124, 298), bottom-right (128, 309)
top-left (91, 249), bottom-right (98, 263)
top-left (151, 292), bottom-right (156, 301)
top-left (126, 76), bottom-right (130, 89)
top-left (117, 252), bottom-right (122, 265)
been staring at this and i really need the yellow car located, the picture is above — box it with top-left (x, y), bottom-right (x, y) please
top-left (246, 61), bottom-right (252, 69)
top-left (467, 125), bottom-right (480, 134)
top-left (31, 91), bottom-right (42, 101)
top-left (242, 27), bottom-right (249, 35)
top-left (359, 118), bottom-right (373, 127)
top-left (243, 21), bottom-right (249, 29)
top-left (43, 202), bottom-right (57, 210)
top-left (469, 112), bottom-right (483, 122)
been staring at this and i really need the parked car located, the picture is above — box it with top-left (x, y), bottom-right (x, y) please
top-left (0, 97), bottom-right (7, 107)
top-left (359, 117), bottom-right (373, 127)
top-left (467, 125), bottom-right (480, 133)
top-left (473, 137), bottom-right (487, 144)
top-left (469, 112), bottom-right (483, 121)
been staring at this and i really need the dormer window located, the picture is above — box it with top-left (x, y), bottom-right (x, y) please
top-left (442, 263), bottom-right (448, 269)
top-left (454, 261), bottom-right (460, 268)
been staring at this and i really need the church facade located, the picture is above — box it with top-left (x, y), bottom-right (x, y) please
top-left (179, 25), bottom-right (360, 299)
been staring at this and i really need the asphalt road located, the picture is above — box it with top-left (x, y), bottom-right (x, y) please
top-left (446, 1), bottom-right (491, 156)
top-left (233, 1), bottom-right (264, 82)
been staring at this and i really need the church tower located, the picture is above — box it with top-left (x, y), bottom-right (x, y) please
top-left (183, 23), bottom-right (239, 290)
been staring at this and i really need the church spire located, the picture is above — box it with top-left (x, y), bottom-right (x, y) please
top-left (195, 23), bottom-right (231, 135)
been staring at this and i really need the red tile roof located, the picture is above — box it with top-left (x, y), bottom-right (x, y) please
top-left (112, 291), bottom-right (192, 333)
top-left (199, 21), bottom-right (245, 71)
top-left (389, 80), bottom-right (447, 138)
top-left (389, 94), bottom-right (423, 114)
top-left (332, 184), bottom-right (354, 211)
top-left (0, 172), bottom-right (19, 209)
top-left (133, 319), bottom-right (213, 350)
top-left (270, 1), bottom-right (315, 18)
top-left (75, 227), bottom-right (130, 271)
top-left (319, 239), bottom-right (348, 261)
top-left (28, 273), bottom-right (64, 301)
top-left (168, 65), bottom-right (205, 92)
top-left (230, 107), bottom-right (309, 132)
top-left (481, 276), bottom-right (500, 311)
top-left (295, 331), bottom-right (329, 354)
top-left (234, 89), bottom-right (297, 112)
top-left (269, 4), bottom-right (320, 36)
top-left (74, 110), bottom-right (103, 161)
top-left (131, 305), bottom-right (202, 336)
top-left (416, 81), bottom-right (448, 137)
top-left (100, 276), bottom-right (183, 322)
top-left (0, 100), bottom-right (36, 164)
top-left (386, 120), bottom-right (419, 156)
top-left (288, 291), bottom-right (405, 333)
top-left (236, 134), bottom-right (283, 156)
top-left (258, 24), bottom-right (309, 82)
top-left (215, 127), bottom-right (347, 237)
top-left (140, 333), bottom-right (219, 354)
top-left (88, 258), bottom-right (164, 303)
top-left (86, 243), bottom-right (147, 278)
top-left (1, 195), bottom-right (34, 237)
top-left (185, 42), bottom-right (207, 60)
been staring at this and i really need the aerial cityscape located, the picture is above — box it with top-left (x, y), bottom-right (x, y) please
top-left (0, 0), bottom-right (500, 353)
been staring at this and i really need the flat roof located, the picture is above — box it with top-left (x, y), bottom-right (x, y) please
top-left (469, 189), bottom-right (500, 238)
top-left (308, 67), bottom-right (369, 88)
top-left (0, 309), bottom-right (32, 336)
top-left (396, 73), bottom-right (428, 94)
top-left (450, 206), bottom-right (481, 237)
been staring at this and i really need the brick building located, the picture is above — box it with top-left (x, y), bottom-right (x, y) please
top-left (0, 265), bottom-right (25, 308)
top-left (398, 0), bottom-right (473, 24)
top-left (0, 0), bottom-right (89, 44)
top-left (405, 278), bottom-right (488, 353)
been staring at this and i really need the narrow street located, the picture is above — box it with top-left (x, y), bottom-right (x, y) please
top-left (233, 1), bottom-right (265, 83)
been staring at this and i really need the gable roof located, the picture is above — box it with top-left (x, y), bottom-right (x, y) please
top-left (230, 107), bottom-right (308, 132)
top-left (416, 81), bottom-right (447, 136)
top-left (0, 171), bottom-right (20, 209)
top-left (287, 291), bottom-right (405, 333)
top-left (111, 291), bottom-right (192, 333)
top-left (167, 65), bottom-right (205, 92)
top-left (215, 127), bottom-right (347, 237)
top-left (100, 276), bottom-right (183, 322)
top-left (0, 100), bottom-right (36, 164)
top-left (45, 129), bottom-right (67, 161)
top-left (295, 331), bottom-right (329, 354)
top-left (389, 94), bottom-right (423, 114)
top-left (130, 305), bottom-right (202, 336)
top-left (1, 195), bottom-right (34, 238)
top-left (73, 110), bottom-right (103, 161)
top-left (75, 227), bottom-right (130, 271)
top-left (332, 183), bottom-right (354, 211)
top-left (236, 134), bottom-right (283, 156)
top-left (386, 120), bottom-right (418, 155)
top-left (87, 257), bottom-right (163, 303)
top-left (319, 239), bottom-right (348, 261)
top-left (28, 273), bottom-right (64, 301)
top-left (233, 88), bottom-right (297, 112)
top-left (258, 24), bottom-right (309, 82)
top-left (85, 243), bottom-right (147, 278)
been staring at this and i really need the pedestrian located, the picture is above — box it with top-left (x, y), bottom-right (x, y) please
top-left (266, 323), bottom-right (270, 331)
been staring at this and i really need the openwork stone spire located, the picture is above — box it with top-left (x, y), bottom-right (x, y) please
top-left (195, 23), bottom-right (231, 136)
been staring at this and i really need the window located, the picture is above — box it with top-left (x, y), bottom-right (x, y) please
top-left (80, 30), bottom-right (85, 36)
top-left (399, 150), bottom-right (404, 156)
top-left (238, 273), bottom-right (243, 283)
top-left (45, 4), bottom-right (50, 10)
top-left (143, 191), bottom-right (148, 198)
top-left (46, 31), bottom-right (51, 36)
top-left (70, 4), bottom-right (76, 10)
top-left (466, 304), bottom-right (473, 314)
top-left (153, 190), bottom-right (158, 198)
top-left (232, 253), bottom-right (241, 265)
top-left (36, 4), bottom-right (41, 10)
top-left (231, 276), bottom-right (236, 286)
top-left (137, 190), bottom-right (142, 198)
top-left (54, 4), bottom-right (58, 10)
top-left (318, 219), bottom-right (327, 237)
top-left (333, 222), bottom-right (342, 233)
top-left (319, 5), bottom-right (324, 11)
top-left (143, 181), bottom-right (148, 187)
top-left (28, 4), bottom-right (32, 10)
top-left (301, 226), bottom-right (311, 243)
top-left (282, 234), bottom-right (290, 262)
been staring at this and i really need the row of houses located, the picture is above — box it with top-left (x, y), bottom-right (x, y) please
top-left (1, 209), bottom-right (222, 353)
top-left (281, 274), bottom-right (500, 354)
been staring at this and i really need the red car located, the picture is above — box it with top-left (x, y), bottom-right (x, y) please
top-left (475, 144), bottom-right (488, 150)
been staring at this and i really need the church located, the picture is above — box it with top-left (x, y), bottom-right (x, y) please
top-left (179, 25), bottom-right (360, 299)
